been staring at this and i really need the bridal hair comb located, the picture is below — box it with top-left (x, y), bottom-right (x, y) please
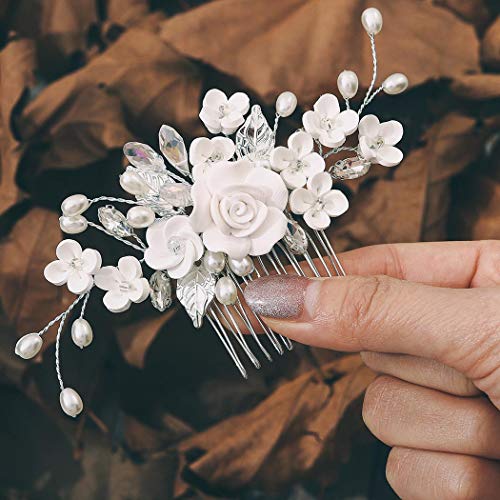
top-left (14, 7), bottom-right (408, 417)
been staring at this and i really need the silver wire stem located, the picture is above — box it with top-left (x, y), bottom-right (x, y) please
top-left (358, 33), bottom-right (377, 115)
top-left (87, 221), bottom-right (145, 252)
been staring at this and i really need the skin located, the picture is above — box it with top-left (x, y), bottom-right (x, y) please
top-left (244, 240), bottom-right (500, 499)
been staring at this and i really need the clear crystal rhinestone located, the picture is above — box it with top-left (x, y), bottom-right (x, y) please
top-left (236, 105), bottom-right (275, 162)
top-left (158, 125), bottom-right (189, 176)
top-left (149, 270), bottom-right (172, 312)
top-left (123, 142), bottom-right (165, 171)
top-left (283, 219), bottom-right (308, 255)
top-left (331, 156), bottom-right (371, 180)
top-left (97, 205), bottom-right (134, 238)
top-left (159, 183), bottom-right (192, 208)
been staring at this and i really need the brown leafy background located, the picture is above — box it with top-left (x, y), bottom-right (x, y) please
top-left (0, 1), bottom-right (499, 499)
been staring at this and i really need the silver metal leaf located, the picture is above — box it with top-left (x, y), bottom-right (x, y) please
top-left (97, 205), bottom-right (134, 237)
top-left (149, 270), bottom-right (172, 312)
top-left (236, 104), bottom-right (275, 162)
top-left (176, 265), bottom-right (216, 328)
top-left (158, 125), bottom-right (190, 176)
top-left (123, 142), bottom-right (165, 172)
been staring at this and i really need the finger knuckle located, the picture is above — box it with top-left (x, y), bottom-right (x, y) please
top-left (475, 240), bottom-right (500, 285)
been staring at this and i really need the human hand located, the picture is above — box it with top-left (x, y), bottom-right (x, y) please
top-left (244, 241), bottom-right (500, 499)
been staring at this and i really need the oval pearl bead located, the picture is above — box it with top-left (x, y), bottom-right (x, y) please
top-left (215, 276), bottom-right (238, 305)
top-left (337, 70), bottom-right (359, 99)
top-left (59, 215), bottom-right (88, 234)
top-left (126, 206), bottom-right (155, 228)
top-left (71, 318), bottom-right (93, 349)
top-left (15, 333), bottom-right (43, 359)
top-left (60, 387), bottom-right (83, 417)
top-left (119, 169), bottom-right (148, 195)
top-left (275, 91), bottom-right (298, 117)
top-left (382, 73), bottom-right (409, 95)
top-left (203, 251), bottom-right (226, 274)
top-left (228, 256), bottom-right (254, 277)
top-left (61, 194), bottom-right (89, 217)
top-left (361, 7), bottom-right (383, 35)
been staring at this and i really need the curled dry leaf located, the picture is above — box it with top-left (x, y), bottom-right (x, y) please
top-left (160, 0), bottom-right (479, 106)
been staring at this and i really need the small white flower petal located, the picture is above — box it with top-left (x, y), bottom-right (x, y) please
top-left (203, 226), bottom-right (251, 260)
top-left (289, 188), bottom-right (315, 214)
top-left (118, 256), bottom-right (142, 281)
top-left (191, 163), bottom-right (209, 181)
top-left (203, 88), bottom-right (228, 109)
top-left (199, 108), bottom-right (222, 134)
top-left (313, 93), bottom-right (340, 119)
top-left (168, 243), bottom-right (196, 279)
top-left (304, 208), bottom-right (331, 230)
top-left (221, 111), bottom-right (244, 135)
top-left (189, 180), bottom-right (213, 232)
top-left (67, 271), bottom-right (93, 295)
top-left (322, 189), bottom-right (349, 217)
top-left (288, 131), bottom-right (314, 158)
top-left (56, 239), bottom-right (82, 263)
top-left (128, 277), bottom-right (150, 303)
top-left (270, 146), bottom-right (295, 171)
top-left (358, 114), bottom-right (380, 138)
top-left (379, 120), bottom-right (404, 146)
top-left (318, 129), bottom-right (345, 148)
top-left (302, 110), bottom-right (322, 138)
top-left (211, 136), bottom-right (235, 160)
top-left (301, 152), bottom-right (325, 177)
top-left (336, 109), bottom-right (359, 135)
top-left (307, 172), bottom-right (332, 197)
top-left (103, 291), bottom-right (131, 313)
top-left (281, 168), bottom-right (307, 189)
top-left (44, 260), bottom-right (70, 286)
top-left (81, 248), bottom-right (101, 275)
top-left (189, 137), bottom-right (214, 166)
top-left (376, 146), bottom-right (404, 167)
top-left (94, 266), bottom-right (121, 291)
top-left (359, 136), bottom-right (376, 161)
top-left (228, 92), bottom-right (250, 115)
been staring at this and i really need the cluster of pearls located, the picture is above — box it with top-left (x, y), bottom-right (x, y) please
top-left (59, 194), bottom-right (90, 234)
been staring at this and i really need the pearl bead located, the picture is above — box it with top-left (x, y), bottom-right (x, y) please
top-left (361, 7), bottom-right (383, 35)
top-left (71, 318), bottom-right (93, 349)
top-left (60, 387), bottom-right (83, 417)
top-left (203, 251), bottom-right (226, 274)
top-left (215, 276), bottom-right (238, 305)
top-left (275, 91), bottom-right (298, 117)
top-left (382, 73), bottom-right (409, 95)
top-left (15, 333), bottom-right (42, 359)
top-left (126, 206), bottom-right (155, 228)
top-left (59, 215), bottom-right (88, 234)
top-left (228, 256), bottom-right (254, 277)
top-left (119, 169), bottom-right (148, 195)
top-left (337, 70), bottom-right (359, 99)
top-left (61, 194), bottom-right (89, 217)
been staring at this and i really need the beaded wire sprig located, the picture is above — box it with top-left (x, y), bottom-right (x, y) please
top-left (14, 7), bottom-right (408, 417)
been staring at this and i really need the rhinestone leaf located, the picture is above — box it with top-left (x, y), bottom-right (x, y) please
top-left (176, 264), bottom-right (215, 328)
top-left (236, 104), bottom-right (275, 162)
top-left (283, 219), bottom-right (308, 255)
top-left (159, 125), bottom-right (189, 176)
top-left (159, 183), bottom-right (192, 208)
top-left (98, 205), bottom-right (134, 237)
top-left (331, 156), bottom-right (371, 180)
top-left (149, 270), bottom-right (172, 312)
top-left (123, 142), bottom-right (165, 171)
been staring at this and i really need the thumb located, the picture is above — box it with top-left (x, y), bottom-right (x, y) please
top-left (243, 274), bottom-right (499, 388)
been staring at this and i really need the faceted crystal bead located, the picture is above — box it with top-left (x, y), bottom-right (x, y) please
top-left (283, 219), bottom-right (308, 255)
top-left (149, 271), bottom-right (172, 312)
top-left (236, 105), bottom-right (275, 162)
top-left (331, 157), bottom-right (371, 180)
top-left (123, 142), bottom-right (165, 171)
top-left (158, 125), bottom-right (189, 176)
top-left (98, 205), bottom-right (134, 237)
top-left (159, 183), bottom-right (192, 208)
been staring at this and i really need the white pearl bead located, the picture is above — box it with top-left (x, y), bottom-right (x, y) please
top-left (59, 215), bottom-right (88, 234)
top-left (337, 70), bottom-right (359, 99)
top-left (228, 256), bottom-right (254, 277)
top-left (71, 318), bottom-right (93, 349)
top-left (361, 7), bottom-right (383, 35)
top-left (275, 91), bottom-right (298, 117)
top-left (119, 169), bottom-right (147, 195)
top-left (203, 251), bottom-right (226, 274)
top-left (15, 333), bottom-right (42, 359)
top-left (126, 206), bottom-right (155, 228)
top-left (215, 276), bottom-right (238, 305)
top-left (60, 387), bottom-right (83, 417)
top-left (382, 73), bottom-right (409, 95)
top-left (61, 194), bottom-right (89, 217)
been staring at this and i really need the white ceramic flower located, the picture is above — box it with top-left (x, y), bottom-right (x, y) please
top-left (290, 172), bottom-right (349, 230)
top-left (199, 89), bottom-right (250, 135)
top-left (44, 240), bottom-right (101, 295)
top-left (94, 256), bottom-right (150, 313)
top-left (144, 215), bottom-right (203, 279)
top-left (190, 158), bottom-right (288, 259)
top-left (358, 114), bottom-right (404, 167)
top-left (302, 94), bottom-right (359, 148)
top-left (189, 136), bottom-right (236, 180)
top-left (270, 131), bottom-right (325, 189)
